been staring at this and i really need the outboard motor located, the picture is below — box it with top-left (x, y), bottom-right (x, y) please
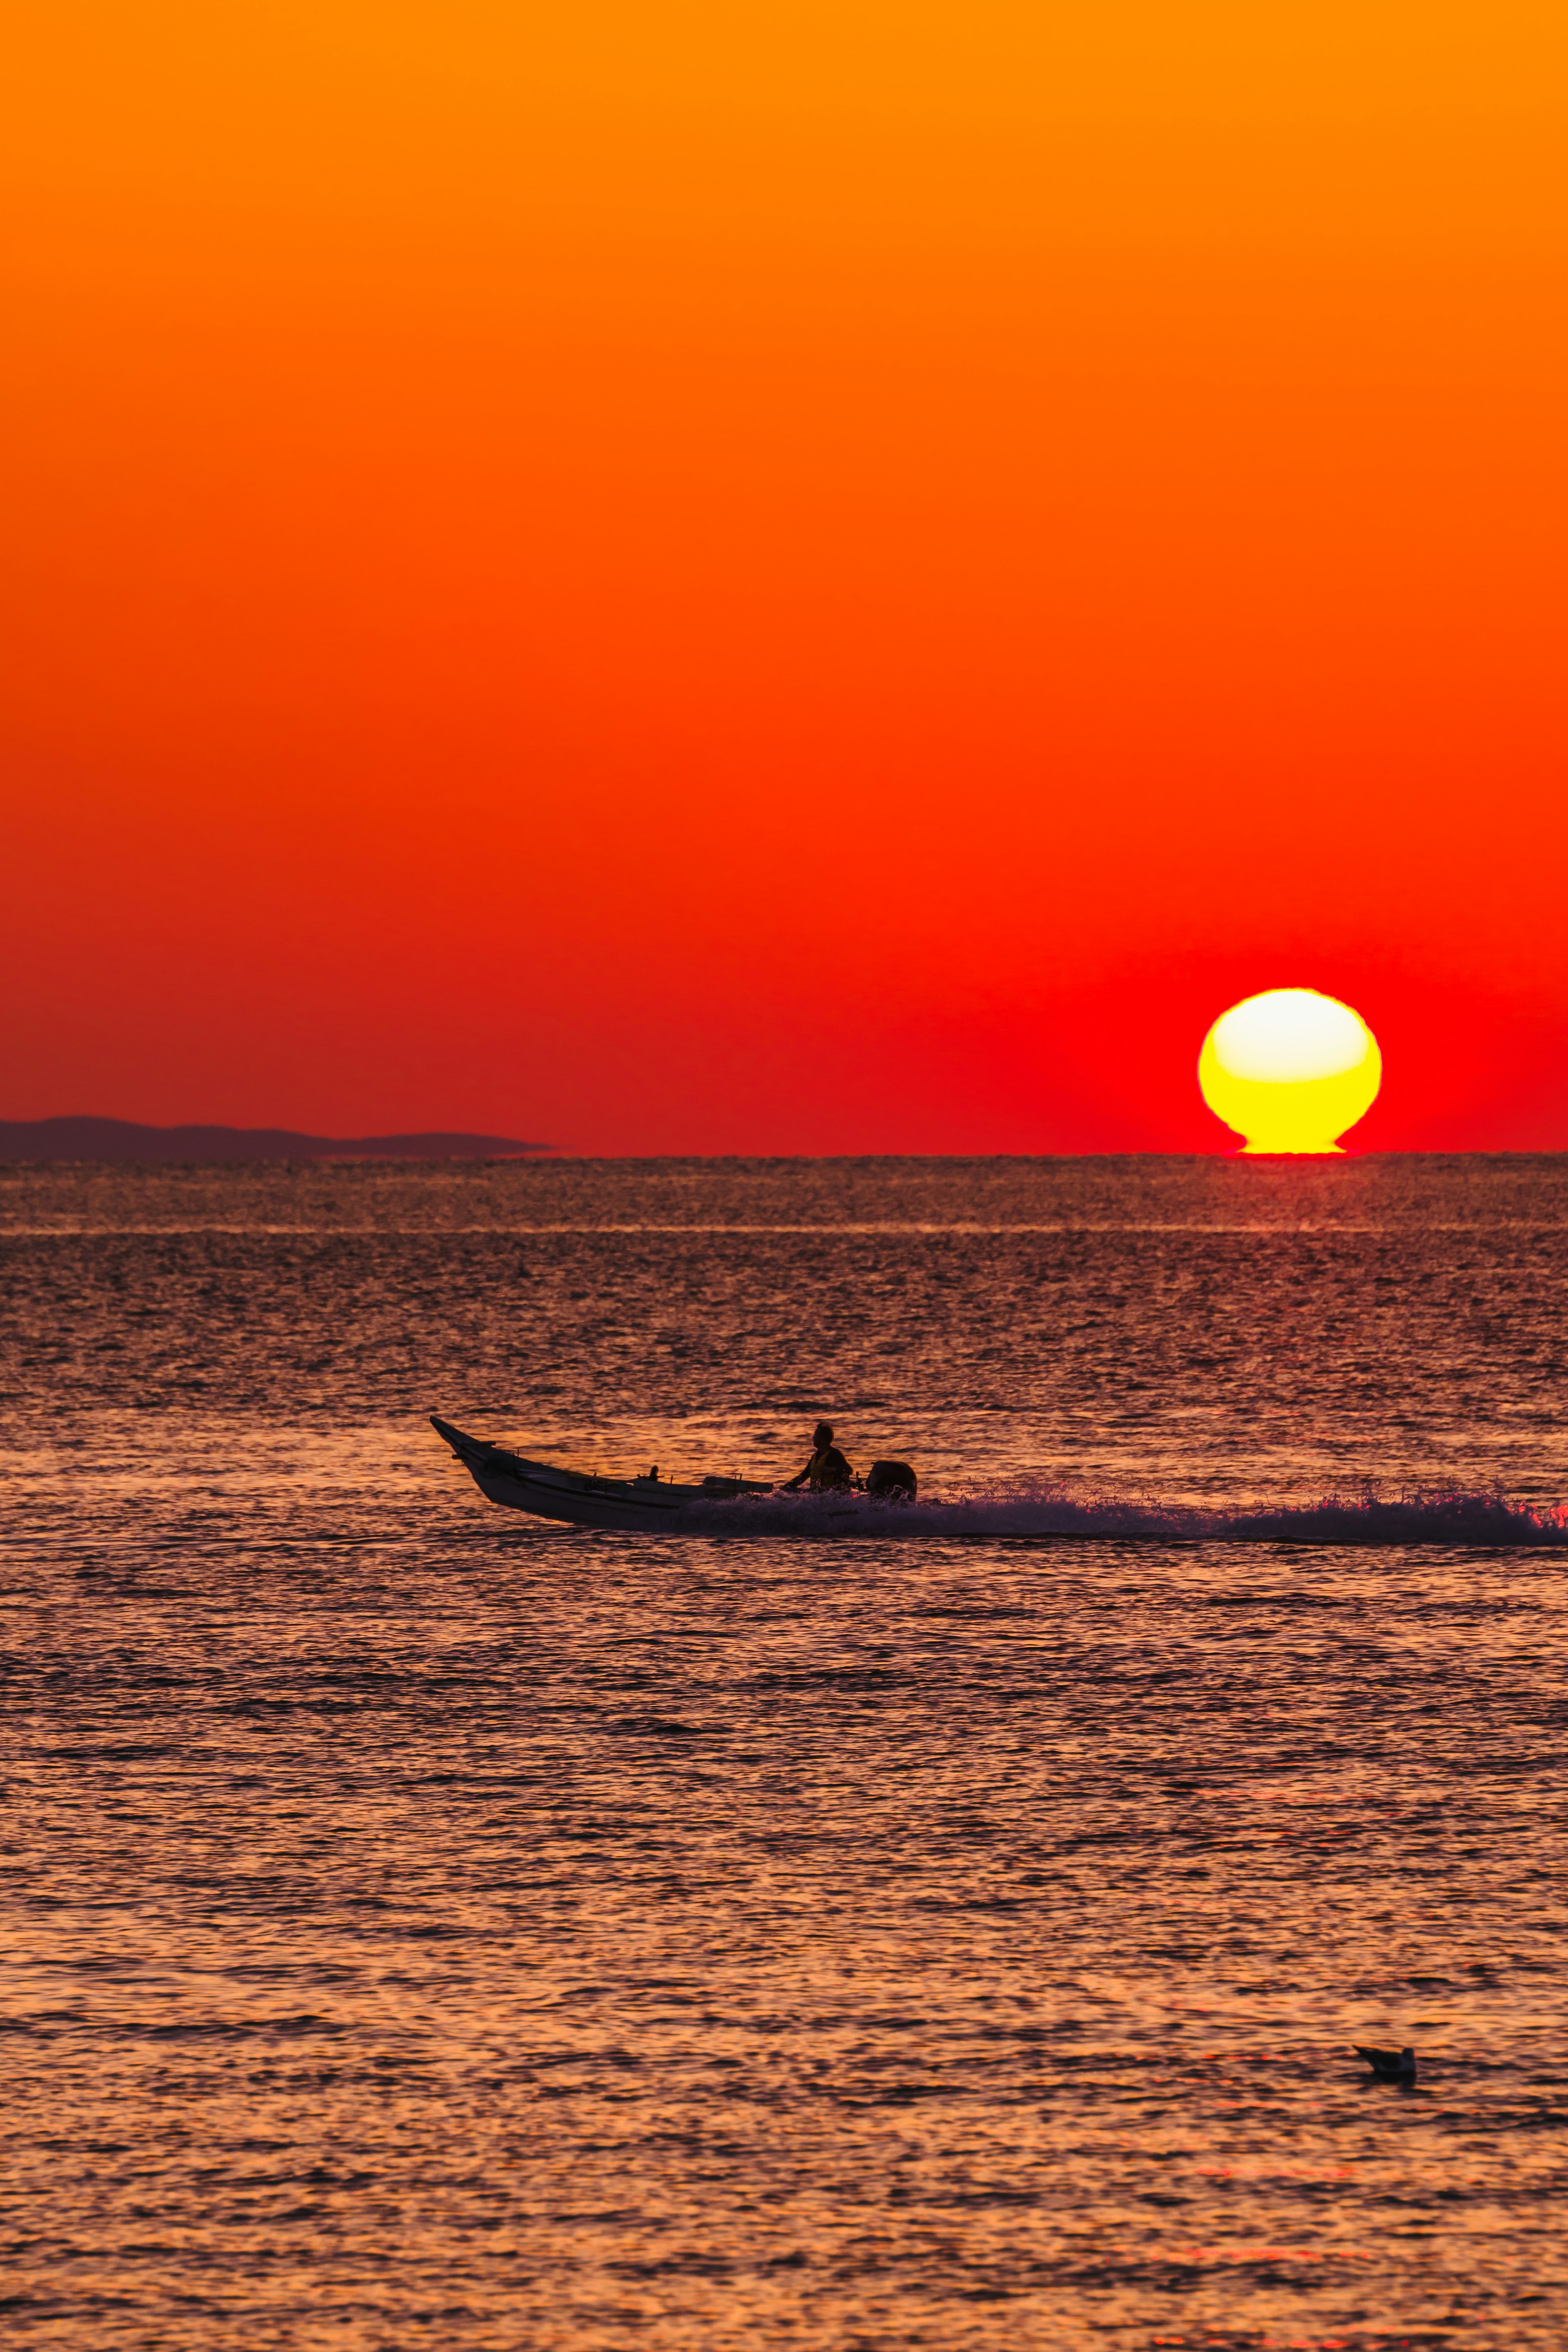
top-left (867, 1458), bottom-right (917, 1502)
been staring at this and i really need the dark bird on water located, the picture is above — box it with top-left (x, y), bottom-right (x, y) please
top-left (1355, 2044), bottom-right (1417, 2085)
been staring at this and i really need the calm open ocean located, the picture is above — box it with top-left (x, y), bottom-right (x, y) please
top-left (5, 1154), bottom-right (1568, 2348)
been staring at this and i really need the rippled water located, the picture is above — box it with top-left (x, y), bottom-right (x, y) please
top-left (6, 1155), bottom-right (1568, 2346)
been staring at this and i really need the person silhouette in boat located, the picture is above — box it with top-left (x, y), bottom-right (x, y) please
top-left (782, 1421), bottom-right (854, 1494)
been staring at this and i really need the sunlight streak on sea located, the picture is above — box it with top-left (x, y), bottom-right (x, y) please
top-left (5, 1155), bottom-right (1568, 2347)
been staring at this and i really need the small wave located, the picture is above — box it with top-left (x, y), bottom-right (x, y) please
top-left (692, 1482), bottom-right (1568, 1546)
top-left (1217, 1489), bottom-right (1568, 1548)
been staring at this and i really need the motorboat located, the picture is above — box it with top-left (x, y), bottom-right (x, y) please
top-left (430, 1415), bottom-right (917, 1534)
top-left (435, 1419), bottom-right (1568, 1547)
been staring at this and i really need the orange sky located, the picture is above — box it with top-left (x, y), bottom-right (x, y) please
top-left (4, 3), bottom-right (1565, 1151)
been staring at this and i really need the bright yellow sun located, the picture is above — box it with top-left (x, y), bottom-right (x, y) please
top-left (1198, 988), bottom-right (1381, 1154)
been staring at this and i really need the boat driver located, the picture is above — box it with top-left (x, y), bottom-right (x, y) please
top-left (782, 1421), bottom-right (854, 1494)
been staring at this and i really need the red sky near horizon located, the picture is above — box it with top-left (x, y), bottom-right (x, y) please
top-left (4, 4), bottom-right (1565, 1154)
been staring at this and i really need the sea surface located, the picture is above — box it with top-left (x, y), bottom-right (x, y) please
top-left (4, 1153), bottom-right (1568, 2349)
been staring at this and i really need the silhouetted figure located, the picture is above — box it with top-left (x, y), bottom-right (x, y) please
top-left (782, 1421), bottom-right (854, 1494)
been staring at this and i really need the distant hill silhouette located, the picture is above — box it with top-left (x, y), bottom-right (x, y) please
top-left (0, 1116), bottom-right (551, 1163)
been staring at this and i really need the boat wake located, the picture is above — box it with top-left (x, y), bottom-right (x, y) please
top-left (686, 1482), bottom-right (1568, 1546)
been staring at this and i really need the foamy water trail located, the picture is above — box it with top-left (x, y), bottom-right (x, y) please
top-left (693, 1483), bottom-right (1568, 1545)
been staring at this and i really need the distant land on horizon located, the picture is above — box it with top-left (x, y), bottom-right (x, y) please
top-left (0, 1117), bottom-right (552, 1163)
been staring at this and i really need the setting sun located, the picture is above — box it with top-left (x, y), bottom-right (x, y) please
top-left (1198, 989), bottom-right (1381, 1154)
